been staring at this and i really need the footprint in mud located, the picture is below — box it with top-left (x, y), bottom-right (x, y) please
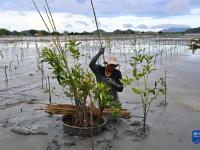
top-left (47, 137), bottom-right (61, 150)
top-left (124, 124), bottom-right (150, 142)
top-left (149, 109), bottom-right (156, 113)
top-left (103, 143), bottom-right (113, 150)
top-left (10, 126), bottom-right (48, 135)
top-left (167, 132), bottom-right (174, 136)
top-left (17, 98), bottom-right (38, 104)
top-left (178, 138), bottom-right (184, 143)
top-left (63, 139), bottom-right (76, 147)
top-left (28, 73), bottom-right (34, 76)
top-left (132, 137), bottom-right (143, 142)
top-left (124, 101), bottom-right (141, 104)
top-left (0, 117), bottom-right (14, 128)
top-left (0, 98), bottom-right (38, 110)
top-left (128, 107), bottom-right (138, 110)
top-left (130, 120), bottom-right (141, 126)
top-left (0, 103), bottom-right (19, 110)
top-left (156, 101), bottom-right (168, 107)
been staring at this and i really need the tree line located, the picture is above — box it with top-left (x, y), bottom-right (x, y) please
top-left (0, 28), bottom-right (136, 36)
top-left (0, 27), bottom-right (199, 37)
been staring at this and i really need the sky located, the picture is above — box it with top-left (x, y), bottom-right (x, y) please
top-left (1, 0), bottom-right (200, 32)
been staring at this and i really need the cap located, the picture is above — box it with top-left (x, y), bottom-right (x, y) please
top-left (106, 55), bottom-right (119, 65)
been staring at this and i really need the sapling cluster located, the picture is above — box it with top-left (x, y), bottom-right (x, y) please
top-left (42, 39), bottom-right (118, 127)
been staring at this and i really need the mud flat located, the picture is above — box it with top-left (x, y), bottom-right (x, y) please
top-left (0, 37), bottom-right (200, 150)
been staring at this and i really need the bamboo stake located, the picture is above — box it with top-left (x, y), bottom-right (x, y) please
top-left (90, 0), bottom-right (105, 64)
top-left (41, 62), bottom-right (44, 89)
top-left (43, 0), bottom-right (64, 54)
top-left (9, 61), bottom-right (12, 72)
top-left (47, 75), bottom-right (52, 104)
top-left (32, 0), bottom-right (61, 52)
top-left (41, 104), bottom-right (131, 119)
top-left (90, 96), bottom-right (95, 150)
top-left (4, 65), bottom-right (8, 82)
top-left (16, 55), bottom-right (19, 65)
top-left (164, 67), bottom-right (167, 105)
top-left (32, 0), bottom-right (51, 33)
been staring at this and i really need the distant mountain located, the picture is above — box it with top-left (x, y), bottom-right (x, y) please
top-left (124, 29), bottom-right (135, 34)
top-left (92, 29), bottom-right (107, 35)
top-left (113, 29), bottom-right (123, 34)
top-left (113, 29), bottom-right (135, 34)
top-left (161, 27), bottom-right (190, 33)
top-left (91, 29), bottom-right (135, 35)
top-left (185, 27), bottom-right (200, 33)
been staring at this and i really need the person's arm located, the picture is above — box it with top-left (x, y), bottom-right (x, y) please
top-left (107, 72), bottom-right (123, 92)
top-left (89, 48), bottom-right (105, 72)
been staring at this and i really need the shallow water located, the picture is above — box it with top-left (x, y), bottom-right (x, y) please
top-left (0, 35), bottom-right (199, 107)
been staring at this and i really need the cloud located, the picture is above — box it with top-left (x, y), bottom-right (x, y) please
top-left (76, 0), bottom-right (87, 4)
top-left (1, 0), bottom-right (200, 18)
top-left (65, 24), bottom-right (72, 28)
top-left (18, 11), bottom-right (26, 16)
top-left (75, 20), bottom-right (89, 27)
top-left (136, 24), bottom-right (148, 29)
top-left (0, 9), bottom-right (198, 32)
top-left (164, 0), bottom-right (191, 15)
top-left (190, 7), bottom-right (200, 15)
top-left (91, 19), bottom-right (103, 28)
top-left (122, 23), bottom-right (133, 29)
top-left (65, 14), bottom-right (73, 18)
top-left (0, 0), bottom-right (199, 33)
top-left (151, 24), bottom-right (191, 29)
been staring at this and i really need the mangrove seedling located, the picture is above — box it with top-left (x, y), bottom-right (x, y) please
top-left (42, 40), bottom-right (99, 127)
top-left (121, 49), bottom-right (165, 132)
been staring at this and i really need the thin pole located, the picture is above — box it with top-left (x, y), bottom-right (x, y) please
top-left (47, 75), bottom-right (52, 104)
top-left (32, 0), bottom-right (51, 33)
top-left (164, 67), bottom-right (167, 105)
top-left (90, 0), bottom-right (105, 63)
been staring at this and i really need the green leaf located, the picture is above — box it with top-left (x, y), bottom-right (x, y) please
top-left (99, 93), bottom-right (103, 100)
top-left (159, 89), bottom-right (165, 95)
top-left (132, 87), bottom-right (141, 94)
top-left (149, 89), bottom-right (156, 95)
top-left (137, 73), bottom-right (144, 79)
top-left (120, 77), bottom-right (131, 85)
top-left (131, 56), bottom-right (139, 61)
top-left (154, 81), bottom-right (157, 87)
top-left (130, 62), bottom-right (136, 67)
top-left (143, 92), bottom-right (147, 97)
top-left (133, 67), bottom-right (137, 76)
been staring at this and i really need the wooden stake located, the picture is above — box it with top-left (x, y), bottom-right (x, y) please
top-left (4, 65), bottom-right (8, 82)
top-left (90, 0), bottom-right (105, 64)
top-left (47, 75), bottom-right (51, 104)
top-left (164, 67), bottom-right (167, 105)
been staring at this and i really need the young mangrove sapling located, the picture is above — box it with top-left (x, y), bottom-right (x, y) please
top-left (121, 48), bottom-right (166, 132)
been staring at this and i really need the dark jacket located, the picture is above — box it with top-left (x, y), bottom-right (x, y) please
top-left (89, 51), bottom-right (123, 104)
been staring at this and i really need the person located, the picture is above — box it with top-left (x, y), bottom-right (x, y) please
top-left (89, 47), bottom-right (123, 106)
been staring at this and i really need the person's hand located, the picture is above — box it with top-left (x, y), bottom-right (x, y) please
top-left (99, 47), bottom-right (105, 54)
top-left (106, 78), bottom-right (115, 85)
